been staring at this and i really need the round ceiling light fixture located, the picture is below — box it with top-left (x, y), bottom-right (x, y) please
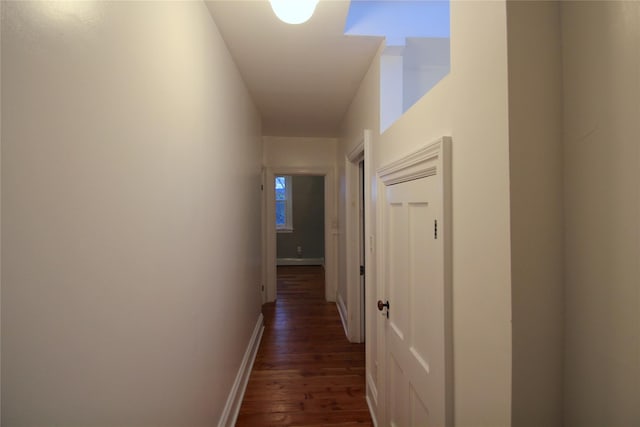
top-left (269, 0), bottom-right (319, 25)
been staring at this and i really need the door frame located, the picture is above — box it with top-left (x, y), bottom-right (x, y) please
top-left (261, 168), bottom-right (267, 304)
top-left (345, 130), bottom-right (373, 343)
top-left (264, 166), bottom-right (337, 303)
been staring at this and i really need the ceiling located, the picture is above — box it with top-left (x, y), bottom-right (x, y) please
top-left (205, 0), bottom-right (382, 137)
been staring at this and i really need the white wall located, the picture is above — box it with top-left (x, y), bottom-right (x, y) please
top-left (263, 136), bottom-right (337, 169)
top-left (337, 46), bottom-right (382, 414)
top-left (339, 2), bottom-right (513, 424)
top-left (448, 3), bottom-right (513, 423)
top-left (1, 2), bottom-right (263, 425)
top-left (340, 2), bottom-right (640, 426)
top-left (562, 2), bottom-right (640, 426)
top-left (506, 2), bottom-right (564, 426)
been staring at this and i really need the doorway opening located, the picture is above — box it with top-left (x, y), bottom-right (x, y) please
top-left (343, 130), bottom-right (372, 344)
top-left (263, 167), bottom-right (336, 304)
top-left (275, 175), bottom-right (325, 269)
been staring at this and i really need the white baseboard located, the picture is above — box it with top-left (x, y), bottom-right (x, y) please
top-left (218, 313), bottom-right (264, 427)
top-left (336, 294), bottom-right (349, 340)
top-left (277, 257), bottom-right (324, 266)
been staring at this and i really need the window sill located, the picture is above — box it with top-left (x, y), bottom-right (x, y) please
top-left (277, 228), bottom-right (294, 234)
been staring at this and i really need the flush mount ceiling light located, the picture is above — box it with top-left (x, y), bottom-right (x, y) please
top-left (269, 0), bottom-right (319, 25)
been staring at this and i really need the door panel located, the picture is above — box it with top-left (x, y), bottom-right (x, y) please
top-left (388, 202), bottom-right (408, 337)
top-left (383, 175), bottom-right (447, 427)
top-left (389, 353), bottom-right (408, 427)
top-left (410, 383), bottom-right (430, 427)
top-left (409, 201), bottom-right (432, 365)
top-left (377, 138), bottom-right (452, 427)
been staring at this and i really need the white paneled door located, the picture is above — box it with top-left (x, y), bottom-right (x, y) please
top-left (377, 138), bottom-right (452, 427)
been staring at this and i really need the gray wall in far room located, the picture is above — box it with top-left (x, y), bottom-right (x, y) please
top-left (277, 175), bottom-right (324, 260)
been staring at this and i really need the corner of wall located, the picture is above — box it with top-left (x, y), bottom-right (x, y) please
top-left (506, 2), bottom-right (564, 426)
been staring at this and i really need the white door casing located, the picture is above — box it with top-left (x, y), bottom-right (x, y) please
top-left (261, 167), bottom-right (267, 304)
top-left (345, 134), bottom-right (368, 343)
top-left (377, 137), bottom-right (453, 427)
top-left (359, 158), bottom-right (366, 342)
top-left (264, 166), bottom-right (337, 303)
top-left (345, 131), bottom-right (379, 419)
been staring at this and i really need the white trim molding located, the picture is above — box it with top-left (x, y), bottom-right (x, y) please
top-left (344, 129), bottom-right (374, 345)
top-left (337, 293), bottom-right (349, 339)
top-left (377, 137), bottom-right (451, 186)
top-left (367, 372), bottom-right (378, 406)
top-left (264, 166), bottom-right (338, 303)
top-left (367, 395), bottom-right (379, 427)
top-left (277, 257), bottom-right (324, 266)
top-left (347, 140), bottom-right (365, 162)
top-left (218, 314), bottom-right (265, 427)
top-left (345, 145), bottom-right (364, 343)
top-left (366, 371), bottom-right (379, 426)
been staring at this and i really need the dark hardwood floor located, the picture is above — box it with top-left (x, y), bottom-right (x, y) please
top-left (236, 265), bottom-right (373, 426)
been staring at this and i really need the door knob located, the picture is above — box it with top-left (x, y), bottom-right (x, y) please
top-left (377, 300), bottom-right (389, 318)
top-left (377, 300), bottom-right (389, 311)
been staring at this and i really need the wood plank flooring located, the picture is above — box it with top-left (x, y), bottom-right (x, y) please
top-left (236, 266), bottom-right (373, 427)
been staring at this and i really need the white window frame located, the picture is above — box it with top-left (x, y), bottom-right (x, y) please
top-left (275, 175), bottom-right (293, 232)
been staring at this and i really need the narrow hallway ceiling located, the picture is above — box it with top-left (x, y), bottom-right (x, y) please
top-left (205, 0), bottom-right (382, 137)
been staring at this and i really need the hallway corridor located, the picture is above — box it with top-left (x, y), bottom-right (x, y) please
top-left (236, 266), bottom-right (373, 426)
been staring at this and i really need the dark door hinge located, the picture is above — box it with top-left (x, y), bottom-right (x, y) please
top-left (434, 220), bottom-right (438, 239)
top-left (360, 265), bottom-right (365, 276)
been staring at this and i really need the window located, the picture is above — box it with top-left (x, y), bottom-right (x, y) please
top-left (344, 1), bottom-right (451, 132)
top-left (275, 175), bottom-right (293, 231)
